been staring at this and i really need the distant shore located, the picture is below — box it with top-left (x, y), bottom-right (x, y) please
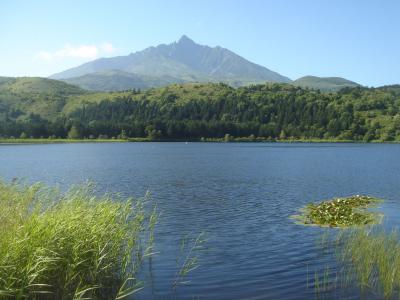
top-left (0, 138), bottom-right (129, 144)
top-left (1, 137), bottom-right (398, 144)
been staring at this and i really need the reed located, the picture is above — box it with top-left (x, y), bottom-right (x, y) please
top-left (337, 228), bottom-right (400, 298)
top-left (0, 180), bottom-right (156, 299)
top-left (172, 232), bottom-right (206, 289)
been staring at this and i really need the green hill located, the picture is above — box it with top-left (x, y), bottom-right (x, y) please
top-left (0, 76), bottom-right (83, 94)
top-left (0, 76), bottom-right (86, 119)
top-left (375, 84), bottom-right (400, 96)
top-left (293, 76), bottom-right (361, 92)
top-left (0, 78), bottom-right (399, 142)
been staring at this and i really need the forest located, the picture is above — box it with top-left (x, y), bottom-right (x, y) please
top-left (1, 78), bottom-right (400, 142)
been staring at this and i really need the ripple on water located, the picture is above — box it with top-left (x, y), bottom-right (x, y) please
top-left (1, 142), bottom-right (400, 299)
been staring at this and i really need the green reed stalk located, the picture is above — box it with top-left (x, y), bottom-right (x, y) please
top-left (0, 180), bottom-right (157, 299)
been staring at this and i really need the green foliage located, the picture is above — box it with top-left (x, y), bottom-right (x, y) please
top-left (224, 133), bottom-right (233, 142)
top-left (292, 195), bottom-right (382, 227)
top-left (1, 78), bottom-right (400, 142)
top-left (67, 126), bottom-right (81, 139)
top-left (145, 125), bottom-right (162, 141)
top-left (279, 130), bottom-right (287, 140)
top-left (0, 138), bottom-right (128, 144)
top-left (173, 232), bottom-right (206, 289)
top-left (119, 129), bottom-right (128, 139)
top-left (338, 228), bottom-right (400, 298)
top-left (0, 181), bottom-right (155, 299)
top-left (0, 76), bottom-right (84, 121)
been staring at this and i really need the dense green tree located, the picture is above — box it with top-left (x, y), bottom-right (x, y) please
top-left (224, 133), bottom-right (233, 142)
top-left (67, 126), bottom-right (81, 139)
top-left (1, 82), bottom-right (400, 142)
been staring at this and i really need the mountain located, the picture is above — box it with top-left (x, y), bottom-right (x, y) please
top-left (50, 35), bottom-right (291, 90)
top-left (62, 70), bottom-right (186, 91)
top-left (293, 76), bottom-right (361, 92)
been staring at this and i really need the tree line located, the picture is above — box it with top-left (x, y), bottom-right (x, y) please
top-left (1, 83), bottom-right (400, 141)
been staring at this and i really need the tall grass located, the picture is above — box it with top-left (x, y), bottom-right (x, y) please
top-left (172, 232), bottom-right (206, 289)
top-left (0, 181), bottom-right (156, 299)
top-left (337, 228), bottom-right (400, 299)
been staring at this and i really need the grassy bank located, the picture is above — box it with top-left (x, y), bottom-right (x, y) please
top-left (0, 181), bottom-right (155, 299)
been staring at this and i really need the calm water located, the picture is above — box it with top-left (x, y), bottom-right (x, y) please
top-left (1, 142), bottom-right (400, 299)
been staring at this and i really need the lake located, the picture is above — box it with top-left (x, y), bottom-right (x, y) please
top-left (1, 142), bottom-right (400, 299)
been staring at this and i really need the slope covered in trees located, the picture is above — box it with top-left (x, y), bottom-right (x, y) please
top-left (1, 77), bottom-right (400, 142)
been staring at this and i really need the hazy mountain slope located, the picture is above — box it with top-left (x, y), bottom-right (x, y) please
top-left (50, 35), bottom-right (291, 89)
top-left (293, 76), bottom-right (361, 92)
top-left (62, 70), bottom-right (186, 91)
top-left (151, 35), bottom-right (290, 82)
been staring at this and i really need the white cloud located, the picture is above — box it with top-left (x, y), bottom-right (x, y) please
top-left (36, 51), bottom-right (53, 61)
top-left (55, 44), bottom-right (98, 59)
top-left (101, 42), bottom-right (116, 54)
top-left (35, 42), bottom-right (116, 62)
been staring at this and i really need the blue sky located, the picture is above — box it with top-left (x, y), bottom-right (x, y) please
top-left (1, 0), bottom-right (398, 86)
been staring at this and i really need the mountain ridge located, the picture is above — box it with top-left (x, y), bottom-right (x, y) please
top-left (50, 35), bottom-right (291, 90)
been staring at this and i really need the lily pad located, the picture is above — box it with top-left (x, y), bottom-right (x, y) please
top-left (291, 195), bottom-right (383, 228)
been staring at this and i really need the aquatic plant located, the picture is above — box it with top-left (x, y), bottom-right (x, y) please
top-left (173, 232), bottom-right (206, 289)
top-left (0, 180), bottom-right (156, 299)
top-left (313, 266), bottom-right (337, 298)
top-left (292, 195), bottom-right (382, 227)
top-left (337, 228), bottom-right (400, 299)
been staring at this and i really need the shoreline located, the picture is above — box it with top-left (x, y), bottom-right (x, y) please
top-left (0, 138), bottom-right (398, 145)
top-left (0, 138), bottom-right (129, 144)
